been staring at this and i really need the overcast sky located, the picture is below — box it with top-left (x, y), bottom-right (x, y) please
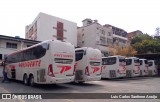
top-left (0, 0), bottom-right (160, 38)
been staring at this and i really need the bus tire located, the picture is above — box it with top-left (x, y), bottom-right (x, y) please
top-left (23, 74), bottom-right (29, 85)
top-left (29, 75), bottom-right (35, 87)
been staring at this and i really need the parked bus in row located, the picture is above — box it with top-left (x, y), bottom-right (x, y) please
top-left (75, 47), bottom-right (102, 83)
top-left (3, 40), bottom-right (75, 86)
top-left (125, 57), bottom-right (140, 77)
top-left (148, 60), bottom-right (157, 76)
top-left (102, 56), bottom-right (126, 78)
top-left (139, 59), bottom-right (149, 76)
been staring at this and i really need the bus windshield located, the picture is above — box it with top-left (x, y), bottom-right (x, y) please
top-left (75, 50), bottom-right (84, 61)
top-left (90, 62), bottom-right (101, 66)
top-left (102, 57), bottom-right (116, 65)
top-left (126, 59), bottom-right (132, 66)
top-left (144, 60), bottom-right (148, 64)
top-left (134, 58), bottom-right (139, 63)
top-left (119, 57), bottom-right (125, 62)
top-left (148, 62), bottom-right (153, 67)
top-left (139, 60), bottom-right (143, 65)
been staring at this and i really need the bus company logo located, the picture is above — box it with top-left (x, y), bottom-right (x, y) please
top-left (57, 66), bottom-right (71, 74)
top-left (92, 67), bottom-right (100, 73)
top-left (54, 54), bottom-right (73, 58)
top-left (2, 94), bottom-right (11, 99)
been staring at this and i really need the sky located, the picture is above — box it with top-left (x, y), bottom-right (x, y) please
top-left (0, 0), bottom-right (160, 38)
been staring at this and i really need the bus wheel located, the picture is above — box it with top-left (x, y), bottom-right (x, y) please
top-left (29, 75), bottom-right (35, 87)
top-left (23, 74), bottom-right (29, 85)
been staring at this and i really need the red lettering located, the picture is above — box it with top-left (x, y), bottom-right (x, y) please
top-left (38, 60), bottom-right (41, 67)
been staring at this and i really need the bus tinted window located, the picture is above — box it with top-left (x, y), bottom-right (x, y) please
top-left (140, 60), bottom-right (143, 65)
top-left (75, 50), bottom-right (84, 61)
top-left (90, 62), bottom-right (101, 66)
top-left (126, 59), bottom-right (132, 65)
top-left (55, 58), bottom-right (73, 64)
top-left (102, 57), bottom-right (116, 65)
top-left (119, 57), bottom-right (125, 62)
top-left (144, 60), bottom-right (148, 64)
top-left (148, 62), bottom-right (153, 67)
top-left (134, 58), bottom-right (139, 63)
top-left (6, 43), bottom-right (48, 64)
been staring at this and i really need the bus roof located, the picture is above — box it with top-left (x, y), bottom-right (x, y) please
top-left (8, 40), bottom-right (72, 56)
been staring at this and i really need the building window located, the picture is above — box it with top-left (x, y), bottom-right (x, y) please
top-left (100, 36), bottom-right (106, 45)
top-left (108, 32), bottom-right (111, 36)
top-left (6, 42), bottom-right (17, 49)
top-left (101, 30), bottom-right (105, 35)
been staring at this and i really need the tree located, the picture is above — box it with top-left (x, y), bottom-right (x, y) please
top-left (131, 34), bottom-right (160, 54)
top-left (155, 27), bottom-right (160, 36)
top-left (114, 46), bottom-right (137, 57)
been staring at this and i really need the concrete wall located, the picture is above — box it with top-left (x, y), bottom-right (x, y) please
top-left (26, 12), bottom-right (77, 47)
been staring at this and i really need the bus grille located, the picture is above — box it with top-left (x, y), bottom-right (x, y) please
top-left (149, 70), bottom-right (152, 76)
top-left (140, 70), bottom-right (142, 76)
top-left (110, 70), bottom-right (116, 78)
top-left (75, 70), bottom-right (83, 81)
top-left (37, 69), bottom-right (46, 82)
top-left (126, 70), bottom-right (132, 77)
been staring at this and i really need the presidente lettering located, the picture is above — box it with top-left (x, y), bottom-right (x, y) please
top-left (54, 54), bottom-right (73, 58)
top-left (19, 60), bottom-right (41, 68)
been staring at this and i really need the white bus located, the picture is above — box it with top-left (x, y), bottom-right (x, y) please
top-left (148, 60), bottom-right (157, 76)
top-left (102, 56), bottom-right (126, 78)
top-left (139, 59), bottom-right (149, 76)
top-left (125, 57), bottom-right (140, 77)
top-left (75, 47), bottom-right (102, 83)
top-left (3, 40), bottom-right (75, 86)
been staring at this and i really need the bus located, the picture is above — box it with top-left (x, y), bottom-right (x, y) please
top-left (75, 47), bottom-right (102, 83)
top-left (125, 57), bottom-right (140, 77)
top-left (102, 56), bottom-right (126, 78)
top-left (148, 60), bottom-right (157, 76)
top-left (139, 59), bottom-right (149, 76)
top-left (3, 40), bottom-right (75, 86)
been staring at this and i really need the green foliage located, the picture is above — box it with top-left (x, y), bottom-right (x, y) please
top-left (131, 34), bottom-right (160, 54)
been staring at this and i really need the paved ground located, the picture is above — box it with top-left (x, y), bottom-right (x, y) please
top-left (0, 76), bottom-right (159, 102)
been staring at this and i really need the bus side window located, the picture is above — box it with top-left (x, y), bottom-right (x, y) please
top-left (75, 50), bottom-right (84, 61)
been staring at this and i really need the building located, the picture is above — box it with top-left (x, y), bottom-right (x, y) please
top-left (128, 30), bottom-right (143, 39)
top-left (0, 35), bottom-right (40, 77)
top-left (25, 12), bottom-right (77, 47)
top-left (104, 24), bottom-right (128, 48)
top-left (77, 19), bottom-right (113, 56)
top-left (127, 30), bottom-right (143, 45)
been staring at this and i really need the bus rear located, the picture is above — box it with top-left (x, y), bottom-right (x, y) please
top-left (102, 56), bottom-right (126, 79)
top-left (47, 40), bottom-right (75, 84)
top-left (75, 47), bottom-right (101, 83)
top-left (117, 56), bottom-right (126, 78)
top-left (148, 60), bottom-right (157, 76)
top-left (132, 57), bottom-right (140, 77)
top-left (139, 59), bottom-right (149, 76)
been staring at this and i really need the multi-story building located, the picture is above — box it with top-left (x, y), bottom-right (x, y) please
top-left (77, 19), bottom-right (113, 56)
top-left (127, 30), bottom-right (143, 45)
top-left (104, 24), bottom-right (128, 48)
top-left (25, 12), bottom-right (77, 47)
top-left (0, 35), bottom-right (40, 77)
top-left (128, 30), bottom-right (143, 39)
